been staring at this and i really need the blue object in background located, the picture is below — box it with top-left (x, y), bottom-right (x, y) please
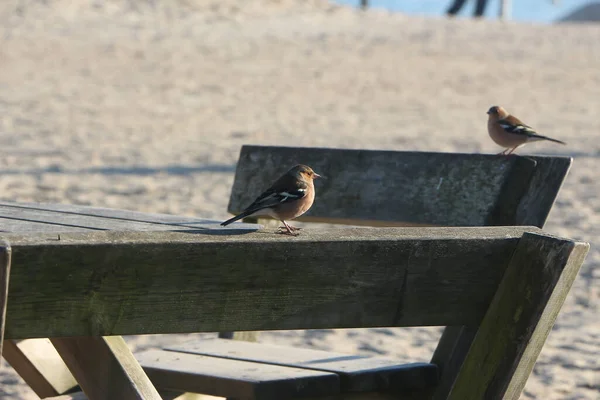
top-left (334, 0), bottom-right (595, 23)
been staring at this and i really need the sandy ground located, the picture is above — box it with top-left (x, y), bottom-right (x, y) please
top-left (0, 1), bottom-right (599, 399)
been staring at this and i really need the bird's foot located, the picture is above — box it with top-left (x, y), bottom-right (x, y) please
top-left (280, 225), bottom-right (301, 231)
top-left (276, 227), bottom-right (299, 236)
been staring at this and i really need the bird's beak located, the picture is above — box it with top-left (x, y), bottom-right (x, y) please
top-left (486, 110), bottom-right (491, 115)
top-left (313, 172), bottom-right (325, 179)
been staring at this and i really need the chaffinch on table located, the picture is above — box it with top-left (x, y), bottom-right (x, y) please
top-left (221, 164), bottom-right (322, 236)
top-left (487, 106), bottom-right (566, 155)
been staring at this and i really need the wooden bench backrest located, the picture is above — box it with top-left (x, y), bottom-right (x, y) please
top-left (227, 146), bottom-right (572, 227)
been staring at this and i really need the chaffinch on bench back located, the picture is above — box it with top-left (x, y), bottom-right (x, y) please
top-left (487, 105), bottom-right (566, 155)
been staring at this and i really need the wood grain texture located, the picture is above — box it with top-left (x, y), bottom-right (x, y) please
top-left (0, 201), bottom-right (219, 226)
top-left (0, 201), bottom-right (256, 398)
top-left (166, 339), bottom-right (438, 392)
top-left (448, 232), bottom-right (589, 400)
top-left (227, 146), bottom-right (570, 227)
top-left (138, 349), bottom-right (340, 399)
top-left (51, 336), bottom-right (162, 400)
top-left (2, 227), bottom-right (535, 339)
top-left (2, 339), bottom-right (78, 397)
top-left (0, 202), bottom-right (257, 233)
top-left (514, 156), bottom-right (572, 227)
top-left (218, 215), bottom-right (264, 344)
top-left (429, 326), bottom-right (477, 400)
top-left (0, 243), bottom-right (11, 361)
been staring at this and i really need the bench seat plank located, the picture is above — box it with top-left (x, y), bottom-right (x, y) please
top-left (165, 339), bottom-right (438, 393)
top-left (137, 349), bottom-right (340, 400)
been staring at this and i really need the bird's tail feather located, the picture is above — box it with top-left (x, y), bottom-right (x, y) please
top-left (530, 134), bottom-right (566, 145)
top-left (220, 209), bottom-right (255, 226)
top-left (542, 136), bottom-right (567, 145)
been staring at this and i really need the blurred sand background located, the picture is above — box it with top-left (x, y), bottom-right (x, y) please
top-left (0, 1), bottom-right (598, 399)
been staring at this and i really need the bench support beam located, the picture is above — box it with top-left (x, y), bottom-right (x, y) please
top-left (447, 232), bottom-right (589, 399)
top-left (2, 338), bottom-right (78, 397)
top-left (51, 336), bottom-right (162, 400)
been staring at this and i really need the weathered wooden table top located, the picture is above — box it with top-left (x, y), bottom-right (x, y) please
top-left (0, 201), bottom-right (258, 234)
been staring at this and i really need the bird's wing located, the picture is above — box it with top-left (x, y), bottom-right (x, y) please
top-left (496, 115), bottom-right (550, 141)
top-left (244, 180), bottom-right (308, 213)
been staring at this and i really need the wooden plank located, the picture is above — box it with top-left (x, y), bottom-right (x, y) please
top-left (0, 218), bottom-right (100, 233)
top-left (51, 336), bottom-right (162, 400)
top-left (429, 326), bottom-right (477, 400)
top-left (483, 157), bottom-right (537, 226)
top-left (514, 157), bottom-right (572, 227)
top-left (227, 146), bottom-right (569, 227)
top-left (2, 227), bottom-right (535, 339)
top-left (137, 348), bottom-right (340, 399)
top-left (0, 201), bottom-right (217, 226)
top-left (448, 232), bottom-right (589, 400)
top-left (0, 242), bottom-right (10, 361)
top-left (0, 203), bottom-right (251, 233)
top-left (2, 339), bottom-right (78, 397)
top-left (165, 339), bottom-right (438, 392)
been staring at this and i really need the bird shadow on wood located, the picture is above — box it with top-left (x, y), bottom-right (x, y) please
top-left (170, 227), bottom-right (261, 236)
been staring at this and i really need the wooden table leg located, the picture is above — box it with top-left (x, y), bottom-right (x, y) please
top-left (0, 243), bottom-right (11, 363)
top-left (430, 325), bottom-right (478, 400)
top-left (448, 233), bottom-right (589, 399)
top-left (51, 336), bottom-right (162, 400)
top-left (3, 338), bottom-right (79, 397)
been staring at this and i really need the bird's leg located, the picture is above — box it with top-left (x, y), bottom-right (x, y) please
top-left (497, 148), bottom-right (508, 155)
top-left (506, 146), bottom-right (517, 155)
top-left (277, 220), bottom-right (299, 236)
top-left (278, 221), bottom-right (301, 231)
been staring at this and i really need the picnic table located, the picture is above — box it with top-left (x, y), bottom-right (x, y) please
top-left (0, 200), bottom-right (589, 400)
top-left (0, 140), bottom-right (591, 400)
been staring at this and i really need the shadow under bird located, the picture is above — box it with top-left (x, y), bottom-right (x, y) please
top-left (220, 164), bottom-right (322, 235)
top-left (487, 105), bottom-right (566, 155)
